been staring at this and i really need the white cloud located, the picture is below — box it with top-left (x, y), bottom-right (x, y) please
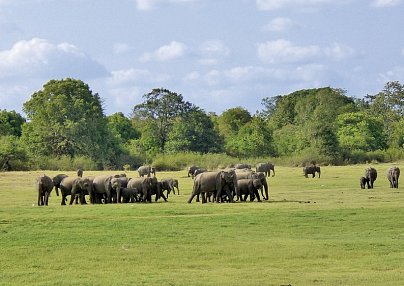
top-left (113, 43), bottom-right (132, 55)
top-left (378, 66), bottom-right (404, 83)
top-left (262, 17), bottom-right (299, 32)
top-left (140, 41), bottom-right (186, 62)
top-left (134, 0), bottom-right (196, 10)
top-left (108, 68), bottom-right (170, 86)
top-left (0, 38), bottom-right (107, 79)
top-left (198, 40), bottom-right (230, 65)
top-left (257, 39), bottom-right (321, 64)
top-left (257, 39), bottom-right (356, 64)
top-left (256, 0), bottom-right (347, 10)
top-left (371, 0), bottom-right (402, 7)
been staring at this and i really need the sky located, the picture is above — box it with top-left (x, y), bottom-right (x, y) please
top-left (1, 0), bottom-right (404, 117)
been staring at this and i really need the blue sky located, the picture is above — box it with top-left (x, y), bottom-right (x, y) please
top-left (1, 0), bottom-right (403, 116)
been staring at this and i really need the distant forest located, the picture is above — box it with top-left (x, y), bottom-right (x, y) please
top-left (1, 78), bottom-right (404, 171)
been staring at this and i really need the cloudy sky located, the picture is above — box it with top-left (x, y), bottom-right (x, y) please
top-left (1, 0), bottom-right (403, 116)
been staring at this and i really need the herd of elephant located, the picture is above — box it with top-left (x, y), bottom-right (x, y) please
top-left (36, 163), bottom-right (400, 206)
top-left (36, 166), bottom-right (179, 206)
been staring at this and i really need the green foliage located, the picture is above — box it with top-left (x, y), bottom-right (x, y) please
top-left (0, 109), bottom-right (26, 137)
top-left (336, 112), bottom-right (387, 152)
top-left (21, 78), bottom-right (120, 167)
top-left (165, 108), bottom-right (223, 154)
top-left (107, 112), bottom-right (140, 143)
top-left (217, 107), bottom-right (252, 137)
top-left (0, 136), bottom-right (28, 170)
top-left (133, 88), bottom-right (194, 151)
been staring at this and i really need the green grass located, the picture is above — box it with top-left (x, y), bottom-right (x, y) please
top-left (1, 164), bottom-right (404, 285)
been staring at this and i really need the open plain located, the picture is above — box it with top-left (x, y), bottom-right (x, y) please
top-left (0, 164), bottom-right (403, 285)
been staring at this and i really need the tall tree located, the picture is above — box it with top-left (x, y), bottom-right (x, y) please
top-left (132, 88), bottom-right (194, 152)
top-left (107, 112), bottom-right (140, 144)
top-left (165, 108), bottom-right (223, 153)
top-left (22, 78), bottom-right (114, 162)
top-left (0, 110), bottom-right (26, 137)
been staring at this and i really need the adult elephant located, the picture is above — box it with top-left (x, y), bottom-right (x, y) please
top-left (187, 165), bottom-right (200, 177)
top-left (256, 162), bottom-right (275, 177)
top-left (36, 175), bottom-right (54, 206)
top-left (192, 168), bottom-right (207, 179)
top-left (364, 167), bottom-right (377, 189)
top-left (60, 177), bottom-right (93, 205)
top-left (77, 168), bottom-right (83, 177)
top-left (137, 166), bottom-right (156, 177)
top-left (160, 178), bottom-right (179, 197)
top-left (303, 165), bottom-right (321, 178)
top-left (188, 170), bottom-right (236, 204)
top-left (92, 175), bottom-right (122, 204)
top-left (387, 166), bottom-right (400, 188)
top-left (237, 178), bottom-right (263, 202)
top-left (234, 163), bottom-right (251, 169)
top-left (52, 174), bottom-right (68, 196)
top-left (235, 169), bottom-right (269, 200)
top-left (127, 177), bottom-right (163, 202)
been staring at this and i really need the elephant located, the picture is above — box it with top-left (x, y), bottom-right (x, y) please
top-left (119, 188), bottom-right (139, 203)
top-left (234, 163), bottom-right (251, 169)
top-left (364, 167), bottom-right (377, 189)
top-left (60, 176), bottom-right (93, 205)
top-left (192, 168), bottom-right (207, 179)
top-left (36, 175), bottom-right (54, 206)
top-left (387, 167), bottom-right (400, 188)
top-left (235, 169), bottom-right (269, 200)
top-left (237, 178), bottom-right (263, 202)
top-left (303, 165), bottom-right (321, 178)
top-left (188, 170), bottom-right (237, 204)
top-left (137, 166), bottom-right (156, 177)
top-left (360, 176), bottom-right (370, 189)
top-left (160, 178), bottom-right (179, 197)
top-left (127, 177), bottom-right (163, 202)
top-left (256, 162), bottom-right (275, 177)
top-left (77, 168), bottom-right (83, 177)
top-left (92, 175), bottom-right (122, 203)
top-left (187, 165), bottom-right (200, 177)
top-left (52, 174), bottom-right (68, 196)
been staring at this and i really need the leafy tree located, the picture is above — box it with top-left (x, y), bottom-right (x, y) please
top-left (21, 78), bottom-right (115, 163)
top-left (0, 110), bottom-right (26, 137)
top-left (217, 107), bottom-right (252, 138)
top-left (225, 116), bottom-right (273, 158)
top-left (165, 108), bottom-right (223, 153)
top-left (0, 136), bottom-right (27, 170)
top-left (336, 112), bottom-right (387, 152)
top-left (107, 112), bottom-right (140, 143)
top-left (132, 88), bottom-right (194, 152)
top-left (366, 81), bottom-right (404, 144)
top-left (272, 124), bottom-right (308, 155)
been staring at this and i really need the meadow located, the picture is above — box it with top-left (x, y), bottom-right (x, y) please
top-left (0, 164), bottom-right (403, 285)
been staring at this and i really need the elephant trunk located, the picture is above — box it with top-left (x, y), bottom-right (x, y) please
top-left (263, 181), bottom-right (269, 200)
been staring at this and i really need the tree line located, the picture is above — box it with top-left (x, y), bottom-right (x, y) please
top-left (1, 78), bottom-right (404, 171)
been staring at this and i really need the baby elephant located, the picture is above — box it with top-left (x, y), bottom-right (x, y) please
top-left (119, 188), bottom-right (139, 203)
top-left (360, 176), bottom-right (370, 189)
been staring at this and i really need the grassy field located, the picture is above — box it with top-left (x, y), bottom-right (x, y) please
top-left (0, 164), bottom-right (403, 285)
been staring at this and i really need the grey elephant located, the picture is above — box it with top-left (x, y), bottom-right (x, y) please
top-left (187, 165), bottom-right (200, 177)
top-left (234, 163), bottom-right (251, 169)
top-left (256, 162), bottom-right (275, 177)
top-left (364, 167), bottom-right (377, 189)
top-left (360, 176), bottom-right (370, 189)
top-left (188, 170), bottom-right (237, 203)
top-left (160, 178), bottom-right (179, 197)
top-left (36, 175), bottom-right (54, 206)
top-left (92, 175), bottom-right (122, 203)
top-left (119, 187), bottom-right (139, 203)
top-left (192, 168), bottom-right (207, 179)
top-left (387, 167), bottom-right (400, 188)
top-left (52, 174), bottom-right (68, 196)
top-left (127, 177), bottom-right (163, 202)
top-left (137, 166), bottom-right (156, 177)
top-left (303, 165), bottom-right (321, 178)
top-left (60, 176), bottom-right (93, 205)
top-left (77, 168), bottom-right (83, 177)
top-left (237, 178), bottom-right (263, 202)
top-left (235, 169), bottom-right (269, 200)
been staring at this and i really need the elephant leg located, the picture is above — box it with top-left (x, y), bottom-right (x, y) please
top-left (201, 192), bottom-right (207, 204)
top-left (44, 192), bottom-right (50, 206)
top-left (161, 192), bottom-right (167, 202)
top-left (187, 192), bottom-right (196, 203)
top-left (195, 194), bottom-right (200, 202)
top-left (253, 189), bottom-right (261, 202)
top-left (61, 195), bottom-right (67, 205)
top-left (37, 192), bottom-right (42, 206)
top-left (69, 193), bottom-right (76, 205)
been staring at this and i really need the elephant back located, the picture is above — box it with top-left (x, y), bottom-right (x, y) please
top-left (60, 176), bottom-right (78, 192)
top-left (365, 167), bottom-right (377, 180)
top-left (37, 175), bottom-right (54, 192)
